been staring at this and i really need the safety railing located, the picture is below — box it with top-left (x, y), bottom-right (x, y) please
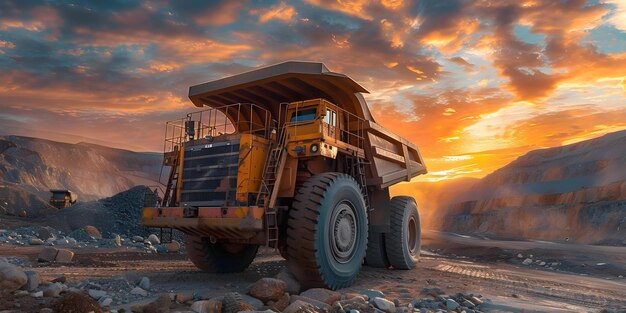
top-left (163, 103), bottom-right (274, 154)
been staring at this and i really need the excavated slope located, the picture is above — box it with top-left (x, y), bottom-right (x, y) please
top-left (439, 130), bottom-right (626, 245)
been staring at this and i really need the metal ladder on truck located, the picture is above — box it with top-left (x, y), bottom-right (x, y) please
top-left (257, 127), bottom-right (288, 248)
top-left (348, 155), bottom-right (370, 212)
top-left (162, 152), bottom-right (180, 207)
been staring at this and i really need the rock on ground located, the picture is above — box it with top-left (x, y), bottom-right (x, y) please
top-left (283, 299), bottom-right (316, 313)
top-left (131, 293), bottom-right (171, 313)
top-left (22, 270), bottom-right (40, 291)
top-left (223, 292), bottom-right (256, 313)
top-left (248, 277), bottom-right (287, 303)
top-left (191, 299), bottom-right (222, 313)
top-left (147, 234), bottom-right (160, 245)
top-left (372, 297), bottom-right (395, 313)
top-left (0, 261), bottom-right (27, 292)
top-left (290, 295), bottom-right (331, 311)
top-left (88, 289), bottom-right (107, 300)
top-left (139, 276), bottom-right (150, 290)
top-left (131, 286), bottom-right (148, 296)
top-left (52, 292), bottom-right (104, 313)
top-left (83, 225), bottom-right (103, 239)
top-left (29, 238), bottom-right (44, 245)
top-left (165, 240), bottom-right (181, 252)
top-left (55, 249), bottom-right (75, 263)
top-left (359, 289), bottom-right (384, 300)
top-left (300, 288), bottom-right (341, 305)
top-left (38, 247), bottom-right (58, 262)
top-left (43, 283), bottom-right (64, 298)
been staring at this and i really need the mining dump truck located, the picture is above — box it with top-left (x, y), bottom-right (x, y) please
top-left (142, 61), bottom-right (427, 289)
top-left (49, 189), bottom-right (77, 209)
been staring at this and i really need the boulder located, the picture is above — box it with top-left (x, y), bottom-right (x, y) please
top-left (283, 299), bottom-right (316, 313)
top-left (139, 276), bottom-right (150, 290)
top-left (22, 270), bottom-right (40, 291)
top-left (290, 295), bottom-right (331, 311)
top-left (165, 240), bottom-right (181, 253)
top-left (522, 258), bottom-right (533, 265)
top-left (29, 238), bottom-right (44, 245)
top-left (98, 297), bottom-right (113, 307)
top-left (0, 261), bottom-right (27, 292)
top-left (241, 293), bottom-right (264, 309)
top-left (147, 234), bottom-right (161, 245)
top-left (336, 297), bottom-right (368, 312)
top-left (52, 292), bottom-right (104, 313)
top-left (176, 292), bottom-right (194, 303)
top-left (36, 227), bottom-right (53, 240)
top-left (191, 299), bottom-right (222, 313)
top-left (43, 283), bottom-right (63, 298)
top-left (372, 297), bottom-right (395, 313)
top-left (248, 278), bottom-right (286, 303)
top-left (84, 225), bottom-right (103, 239)
top-left (131, 286), bottom-right (148, 296)
top-left (300, 288), bottom-right (341, 305)
top-left (359, 289), bottom-right (384, 301)
top-left (131, 293), bottom-right (171, 313)
top-left (124, 271), bottom-right (142, 285)
top-left (88, 289), bottom-right (107, 300)
top-left (270, 293), bottom-right (290, 312)
top-left (223, 292), bottom-right (256, 313)
top-left (114, 235), bottom-right (122, 247)
top-left (55, 249), bottom-right (74, 263)
top-left (133, 236), bottom-right (145, 243)
top-left (38, 247), bottom-right (58, 262)
top-left (445, 299), bottom-right (460, 310)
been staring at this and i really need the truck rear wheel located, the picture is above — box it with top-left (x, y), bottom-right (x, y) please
top-left (365, 230), bottom-right (390, 268)
top-left (385, 196), bottom-right (421, 269)
top-left (286, 173), bottom-right (368, 289)
top-left (185, 235), bottom-right (258, 273)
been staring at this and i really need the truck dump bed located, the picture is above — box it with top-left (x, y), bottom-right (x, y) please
top-left (188, 61), bottom-right (426, 188)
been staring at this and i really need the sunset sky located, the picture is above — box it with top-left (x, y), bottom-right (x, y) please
top-left (1, 0), bottom-right (625, 181)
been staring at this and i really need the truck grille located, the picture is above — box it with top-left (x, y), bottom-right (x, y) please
top-left (180, 141), bottom-right (239, 207)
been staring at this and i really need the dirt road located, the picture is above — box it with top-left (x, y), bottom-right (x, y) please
top-left (1, 231), bottom-right (625, 312)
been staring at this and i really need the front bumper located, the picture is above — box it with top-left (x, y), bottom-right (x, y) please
top-left (141, 206), bottom-right (264, 239)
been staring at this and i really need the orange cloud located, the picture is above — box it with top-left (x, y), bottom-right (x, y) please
top-left (251, 2), bottom-right (297, 23)
top-left (304, 0), bottom-right (372, 20)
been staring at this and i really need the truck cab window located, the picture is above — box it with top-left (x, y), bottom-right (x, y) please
top-left (324, 108), bottom-right (336, 126)
top-left (290, 108), bottom-right (317, 123)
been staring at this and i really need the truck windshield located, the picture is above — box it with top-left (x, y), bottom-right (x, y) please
top-left (53, 194), bottom-right (66, 199)
top-left (290, 108), bottom-right (317, 123)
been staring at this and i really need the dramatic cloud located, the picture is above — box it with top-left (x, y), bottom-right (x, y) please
top-left (0, 0), bottom-right (624, 182)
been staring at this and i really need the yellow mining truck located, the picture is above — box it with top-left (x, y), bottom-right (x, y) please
top-left (49, 189), bottom-right (77, 209)
top-left (142, 61), bottom-right (427, 289)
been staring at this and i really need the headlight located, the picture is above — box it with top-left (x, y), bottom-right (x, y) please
top-left (311, 144), bottom-right (319, 153)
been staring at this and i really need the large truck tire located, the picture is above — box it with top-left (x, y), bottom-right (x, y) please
top-left (286, 173), bottom-right (368, 290)
top-left (365, 230), bottom-right (390, 268)
top-left (185, 235), bottom-right (258, 273)
top-left (385, 196), bottom-right (421, 269)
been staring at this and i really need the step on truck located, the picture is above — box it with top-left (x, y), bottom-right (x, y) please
top-left (142, 61), bottom-right (427, 289)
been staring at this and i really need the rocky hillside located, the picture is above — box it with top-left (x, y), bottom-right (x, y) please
top-left (437, 130), bottom-right (626, 245)
top-left (0, 135), bottom-right (163, 216)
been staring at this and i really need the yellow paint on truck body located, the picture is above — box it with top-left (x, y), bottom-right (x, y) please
top-left (236, 134), bottom-right (269, 203)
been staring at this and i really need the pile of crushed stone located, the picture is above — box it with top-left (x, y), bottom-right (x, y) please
top-left (45, 185), bottom-right (183, 240)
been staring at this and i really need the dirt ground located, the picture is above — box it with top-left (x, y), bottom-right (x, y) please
top-left (1, 230), bottom-right (625, 312)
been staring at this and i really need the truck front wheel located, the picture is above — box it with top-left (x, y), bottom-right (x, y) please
top-left (185, 235), bottom-right (258, 273)
top-left (286, 173), bottom-right (368, 290)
